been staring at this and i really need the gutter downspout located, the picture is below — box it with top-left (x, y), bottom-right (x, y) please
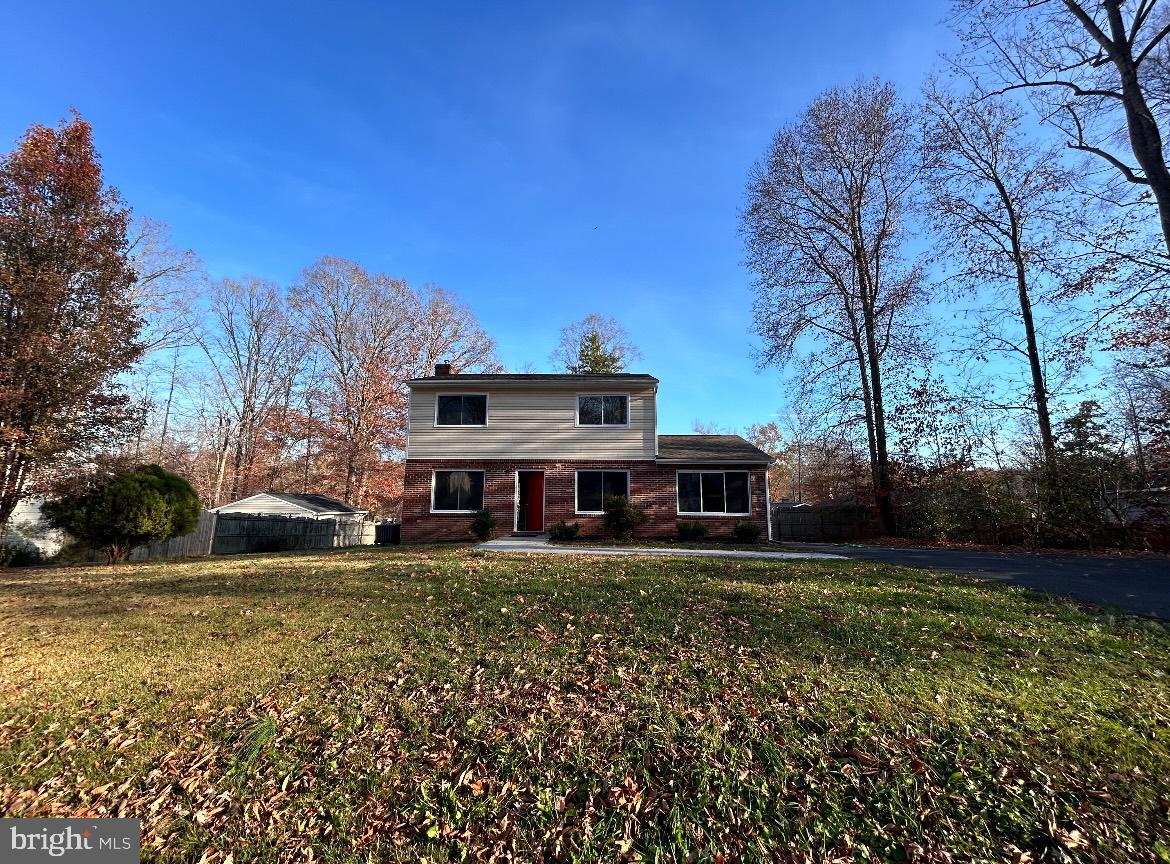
top-left (765, 461), bottom-right (774, 542)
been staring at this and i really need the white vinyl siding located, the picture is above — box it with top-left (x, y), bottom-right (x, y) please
top-left (407, 387), bottom-right (656, 460)
top-left (215, 493), bottom-right (316, 517)
top-left (213, 493), bottom-right (364, 520)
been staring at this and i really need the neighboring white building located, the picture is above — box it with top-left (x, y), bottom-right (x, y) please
top-left (2, 498), bottom-right (67, 556)
top-left (211, 492), bottom-right (367, 521)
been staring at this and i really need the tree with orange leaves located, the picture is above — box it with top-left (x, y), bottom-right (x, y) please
top-left (0, 112), bottom-right (144, 529)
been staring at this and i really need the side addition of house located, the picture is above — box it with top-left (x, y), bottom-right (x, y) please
top-left (401, 366), bottom-right (773, 541)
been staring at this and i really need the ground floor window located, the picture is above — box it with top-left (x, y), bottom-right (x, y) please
top-left (432, 470), bottom-right (485, 512)
top-left (677, 471), bottom-right (750, 515)
top-left (576, 470), bottom-right (629, 513)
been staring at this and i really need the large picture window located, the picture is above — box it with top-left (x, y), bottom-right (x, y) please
top-left (577, 394), bottom-right (629, 426)
top-left (576, 470), bottom-right (629, 513)
top-left (432, 470), bottom-right (485, 512)
top-left (677, 471), bottom-right (750, 515)
top-left (435, 394), bottom-right (488, 426)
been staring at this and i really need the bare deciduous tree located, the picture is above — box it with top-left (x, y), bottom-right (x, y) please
top-left (955, 0), bottom-right (1170, 256)
top-left (412, 284), bottom-right (503, 375)
top-left (125, 217), bottom-right (203, 354)
top-left (550, 313), bottom-right (642, 373)
top-left (742, 78), bottom-right (925, 533)
top-left (292, 257), bottom-right (415, 507)
top-left (198, 277), bottom-right (300, 506)
top-left (923, 83), bottom-right (1086, 473)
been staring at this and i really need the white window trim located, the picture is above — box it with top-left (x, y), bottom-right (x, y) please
top-left (430, 468), bottom-right (486, 513)
top-left (513, 469), bottom-right (547, 532)
top-left (574, 469), bottom-right (631, 515)
top-left (675, 470), bottom-right (752, 517)
top-left (433, 393), bottom-right (490, 428)
top-left (574, 393), bottom-right (631, 428)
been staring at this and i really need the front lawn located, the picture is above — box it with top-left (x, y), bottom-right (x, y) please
top-left (2, 547), bottom-right (1168, 862)
top-left (549, 538), bottom-right (774, 551)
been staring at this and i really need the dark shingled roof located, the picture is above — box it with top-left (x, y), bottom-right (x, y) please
top-left (266, 493), bottom-right (365, 514)
top-left (656, 435), bottom-right (773, 465)
top-left (407, 373), bottom-right (658, 386)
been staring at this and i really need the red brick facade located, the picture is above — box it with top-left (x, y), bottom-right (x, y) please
top-left (402, 459), bottom-right (770, 542)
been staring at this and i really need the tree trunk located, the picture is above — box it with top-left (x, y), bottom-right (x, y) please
top-left (1097, 0), bottom-right (1170, 257)
top-left (855, 233), bottom-right (896, 536)
top-left (156, 351), bottom-right (178, 462)
top-left (862, 315), bottom-right (896, 535)
top-left (211, 417), bottom-right (232, 508)
top-left (343, 443), bottom-right (358, 503)
top-left (0, 451), bottom-right (29, 531)
top-left (854, 337), bottom-right (879, 481)
top-left (1011, 241), bottom-right (1057, 473)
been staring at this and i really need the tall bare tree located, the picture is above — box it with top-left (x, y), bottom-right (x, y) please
top-left (125, 217), bottom-right (203, 354)
top-left (956, 0), bottom-right (1170, 257)
top-left (923, 84), bottom-right (1085, 473)
top-left (412, 284), bottom-right (503, 375)
top-left (550, 313), bottom-right (642, 373)
top-left (292, 257), bottom-right (416, 506)
top-left (198, 276), bottom-right (300, 506)
top-left (742, 79), bottom-right (924, 533)
top-left (293, 258), bottom-right (502, 507)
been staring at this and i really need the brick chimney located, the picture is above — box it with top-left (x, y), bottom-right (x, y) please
top-left (434, 362), bottom-right (453, 376)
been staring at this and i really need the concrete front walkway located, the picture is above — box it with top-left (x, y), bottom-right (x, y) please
top-left (475, 534), bottom-right (846, 561)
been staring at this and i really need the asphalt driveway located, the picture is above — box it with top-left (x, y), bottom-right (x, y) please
top-left (798, 544), bottom-right (1170, 619)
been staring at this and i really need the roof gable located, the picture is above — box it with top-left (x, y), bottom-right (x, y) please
top-left (264, 492), bottom-right (364, 514)
top-left (214, 492), bottom-right (365, 515)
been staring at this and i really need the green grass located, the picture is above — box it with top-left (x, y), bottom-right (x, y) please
top-left (2, 545), bottom-right (1169, 862)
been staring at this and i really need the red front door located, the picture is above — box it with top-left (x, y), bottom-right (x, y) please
top-left (520, 471), bottom-right (544, 531)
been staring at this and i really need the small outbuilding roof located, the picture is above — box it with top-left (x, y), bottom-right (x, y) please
top-left (213, 492), bottom-right (367, 516)
top-left (263, 493), bottom-right (365, 514)
top-left (656, 435), bottom-right (773, 465)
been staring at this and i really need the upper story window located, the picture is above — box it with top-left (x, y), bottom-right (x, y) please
top-left (577, 394), bottom-right (629, 427)
top-left (435, 394), bottom-right (487, 426)
top-left (677, 471), bottom-right (750, 516)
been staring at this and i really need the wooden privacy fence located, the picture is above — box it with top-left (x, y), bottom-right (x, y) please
top-left (130, 512), bottom-right (375, 561)
top-left (129, 511), bottom-right (217, 561)
top-left (374, 522), bottom-right (401, 545)
top-left (211, 514), bottom-right (373, 555)
top-left (772, 504), bottom-right (879, 542)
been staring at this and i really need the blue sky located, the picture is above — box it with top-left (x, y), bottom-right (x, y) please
top-left (0, 0), bottom-right (955, 434)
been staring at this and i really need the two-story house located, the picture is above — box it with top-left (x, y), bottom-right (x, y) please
top-left (401, 364), bottom-right (774, 541)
